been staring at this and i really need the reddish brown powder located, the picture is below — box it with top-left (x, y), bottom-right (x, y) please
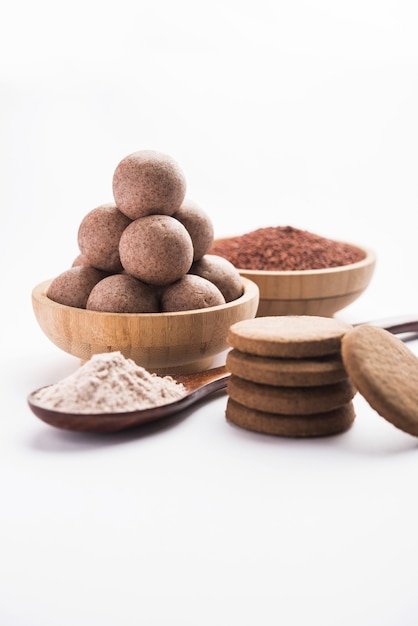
top-left (209, 226), bottom-right (366, 271)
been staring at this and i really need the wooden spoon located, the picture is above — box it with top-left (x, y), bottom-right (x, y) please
top-left (28, 365), bottom-right (230, 433)
top-left (27, 316), bottom-right (418, 433)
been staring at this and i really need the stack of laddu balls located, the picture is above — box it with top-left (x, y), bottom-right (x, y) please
top-left (225, 316), bottom-right (357, 437)
top-left (47, 150), bottom-right (243, 313)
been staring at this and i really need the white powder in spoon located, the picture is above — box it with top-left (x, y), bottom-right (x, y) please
top-left (33, 351), bottom-right (186, 414)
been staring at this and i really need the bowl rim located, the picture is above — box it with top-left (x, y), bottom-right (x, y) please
top-left (32, 275), bottom-right (260, 319)
top-left (215, 243), bottom-right (376, 277)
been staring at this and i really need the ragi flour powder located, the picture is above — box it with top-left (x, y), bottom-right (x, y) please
top-left (33, 352), bottom-right (186, 414)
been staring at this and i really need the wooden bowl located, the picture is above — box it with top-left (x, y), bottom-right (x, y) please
top-left (31, 277), bottom-right (259, 374)
top-left (236, 245), bottom-right (376, 317)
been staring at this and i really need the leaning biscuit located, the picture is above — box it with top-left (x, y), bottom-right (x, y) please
top-left (341, 325), bottom-right (418, 436)
top-left (227, 315), bottom-right (352, 358)
top-left (227, 375), bottom-right (356, 415)
top-left (226, 349), bottom-right (348, 387)
top-left (226, 398), bottom-right (356, 437)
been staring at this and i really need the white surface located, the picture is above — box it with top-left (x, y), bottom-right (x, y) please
top-left (2, 2), bottom-right (418, 624)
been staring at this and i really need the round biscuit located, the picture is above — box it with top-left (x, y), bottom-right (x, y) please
top-left (341, 325), bottom-right (418, 436)
top-left (226, 398), bottom-right (356, 437)
top-left (227, 374), bottom-right (356, 415)
top-left (226, 349), bottom-right (347, 387)
top-left (227, 315), bottom-right (352, 358)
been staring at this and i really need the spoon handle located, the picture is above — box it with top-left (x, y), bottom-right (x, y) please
top-left (176, 365), bottom-right (230, 392)
top-left (358, 315), bottom-right (418, 337)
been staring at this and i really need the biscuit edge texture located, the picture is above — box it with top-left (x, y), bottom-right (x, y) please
top-left (341, 325), bottom-right (418, 436)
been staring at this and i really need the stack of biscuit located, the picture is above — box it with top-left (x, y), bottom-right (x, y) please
top-left (225, 315), bottom-right (357, 437)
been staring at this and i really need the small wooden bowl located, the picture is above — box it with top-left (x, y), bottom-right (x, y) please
top-left (236, 245), bottom-right (376, 317)
top-left (31, 277), bottom-right (259, 374)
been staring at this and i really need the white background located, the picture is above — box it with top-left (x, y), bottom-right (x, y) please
top-left (2, 1), bottom-right (418, 625)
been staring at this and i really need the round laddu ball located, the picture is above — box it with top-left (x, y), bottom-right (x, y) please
top-left (71, 253), bottom-right (91, 267)
top-left (119, 214), bottom-right (194, 286)
top-left (86, 274), bottom-right (160, 313)
top-left (190, 254), bottom-right (243, 302)
top-left (77, 203), bottom-right (131, 272)
top-left (112, 150), bottom-right (187, 220)
top-left (172, 199), bottom-right (214, 261)
top-left (160, 274), bottom-right (225, 312)
top-left (47, 266), bottom-right (107, 309)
